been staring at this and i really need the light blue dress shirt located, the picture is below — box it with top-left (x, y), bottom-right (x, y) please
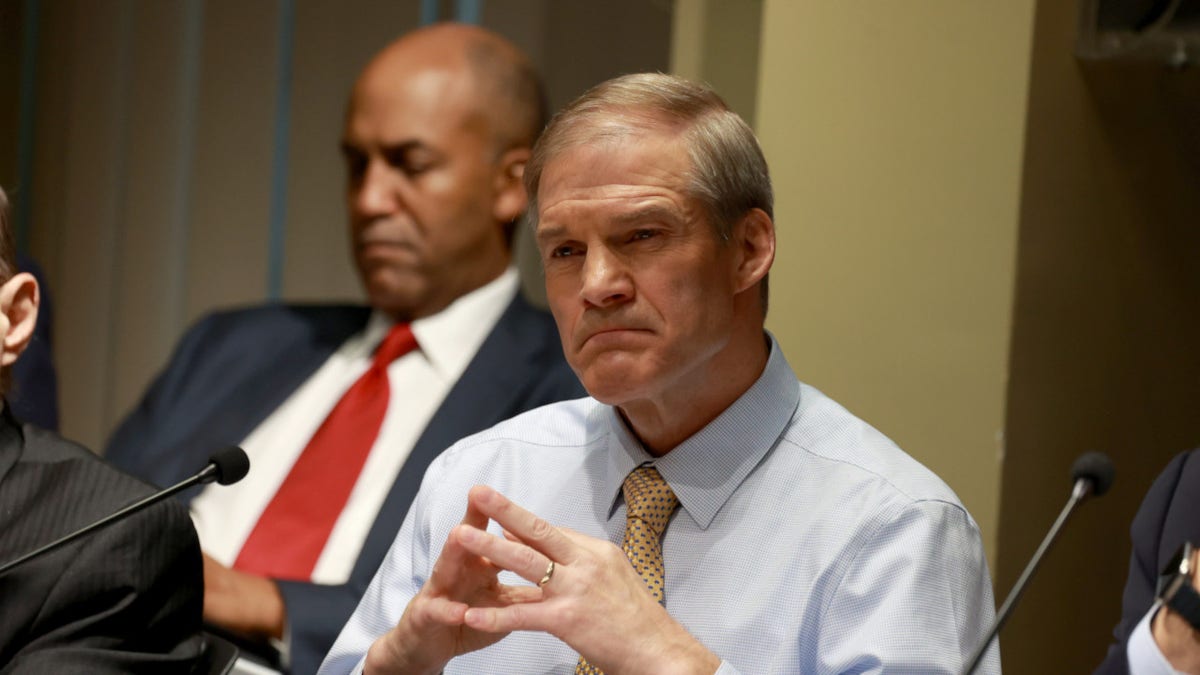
top-left (320, 338), bottom-right (1000, 674)
top-left (1128, 605), bottom-right (1188, 674)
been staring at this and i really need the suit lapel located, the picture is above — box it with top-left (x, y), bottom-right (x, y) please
top-left (352, 295), bottom-right (553, 581)
top-left (172, 307), bottom-right (370, 500)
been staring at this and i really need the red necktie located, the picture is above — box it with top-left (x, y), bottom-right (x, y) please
top-left (234, 323), bottom-right (418, 580)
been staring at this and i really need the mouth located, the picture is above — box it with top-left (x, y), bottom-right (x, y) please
top-left (579, 327), bottom-right (649, 350)
top-left (356, 237), bottom-right (418, 258)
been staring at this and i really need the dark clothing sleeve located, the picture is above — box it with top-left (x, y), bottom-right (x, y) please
top-left (1095, 450), bottom-right (1196, 674)
top-left (0, 419), bottom-right (206, 675)
top-left (2, 502), bottom-right (205, 674)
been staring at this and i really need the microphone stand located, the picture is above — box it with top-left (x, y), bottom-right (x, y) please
top-left (0, 455), bottom-right (240, 576)
top-left (961, 478), bottom-right (1094, 675)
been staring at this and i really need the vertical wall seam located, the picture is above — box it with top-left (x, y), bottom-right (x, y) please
top-left (170, 0), bottom-right (203, 332)
top-left (266, 0), bottom-right (295, 301)
top-left (420, 0), bottom-right (440, 25)
top-left (101, 0), bottom-right (135, 433)
top-left (455, 0), bottom-right (482, 24)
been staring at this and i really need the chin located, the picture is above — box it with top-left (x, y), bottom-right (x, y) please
top-left (365, 283), bottom-right (424, 319)
top-left (579, 372), bottom-right (646, 407)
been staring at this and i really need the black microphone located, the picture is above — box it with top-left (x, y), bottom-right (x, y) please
top-left (961, 451), bottom-right (1114, 674)
top-left (0, 446), bottom-right (250, 576)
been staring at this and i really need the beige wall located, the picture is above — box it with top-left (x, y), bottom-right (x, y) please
top-left (755, 1), bottom-right (1037, 568)
top-left (670, 0), bottom-right (762, 124)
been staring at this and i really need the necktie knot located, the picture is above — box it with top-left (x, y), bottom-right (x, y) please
top-left (622, 465), bottom-right (678, 536)
top-left (374, 323), bottom-right (417, 369)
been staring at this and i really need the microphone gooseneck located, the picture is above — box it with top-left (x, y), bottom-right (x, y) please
top-left (0, 447), bottom-right (251, 576)
top-left (961, 452), bottom-right (1114, 675)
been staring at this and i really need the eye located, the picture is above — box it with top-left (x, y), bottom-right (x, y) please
top-left (551, 244), bottom-right (580, 258)
top-left (385, 148), bottom-right (436, 177)
top-left (630, 229), bottom-right (658, 242)
top-left (342, 151), bottom-right (367, 184)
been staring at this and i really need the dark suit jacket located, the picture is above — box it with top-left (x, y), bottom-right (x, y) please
top-left (105, 294), bottom-right (584, 674)
top-left (0, 406), bottom-right (205, 673)
top-left (1096, 449), bottom-right (1200, 673)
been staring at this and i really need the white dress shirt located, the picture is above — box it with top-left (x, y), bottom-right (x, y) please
top-left (190, 268), bottom-right (519, 585)
top-left (320, 336), bottom-right (1000, 674)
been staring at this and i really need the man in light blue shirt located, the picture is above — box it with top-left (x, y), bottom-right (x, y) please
top-left (319, 72), bottom-right (999, 675)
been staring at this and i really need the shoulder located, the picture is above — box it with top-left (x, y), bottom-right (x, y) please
top-left (5, 426), bottom-right (199, 577)
top-left (189, 303), bottom-right (370, 342)
top-left (1130, 448), bottom-right (1200, 548)
top-left (451, 397), bottom-right (600, 453)
top-left (1133, 449), bottom-right (1200, 526)
top-left (489, 295), bottom-right (562, 351)
top-left (1151, 449), bottom-right (1200, 500)
top-left (474, 295), bottom-right (583, 395)
top-left (780, 382), bottom-right (968, 513)
top-left (162, 304), bottom-right (370, 370)
top-left (428, 397), bottom-right (601, 474)
top-left (18, 426), bottom-right (165, 515)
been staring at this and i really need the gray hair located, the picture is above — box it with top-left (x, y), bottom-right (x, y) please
top-left (524, 72), bottom-right (772, 308)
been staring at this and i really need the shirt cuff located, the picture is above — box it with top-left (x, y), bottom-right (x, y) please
top-left (1128, 603), bottom-right (1188, 675)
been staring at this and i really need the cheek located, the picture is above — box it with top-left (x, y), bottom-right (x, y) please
top-left (547, 299), bottom-right (580, 352)
top-left (544, 270), bottom-right (579, 312)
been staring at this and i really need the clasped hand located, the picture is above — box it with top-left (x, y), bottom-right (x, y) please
top-left (364, 485), bottom-right (719, 675)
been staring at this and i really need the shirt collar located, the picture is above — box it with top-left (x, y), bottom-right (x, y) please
top-left (362, 268), bottom-right (520, 376)
top-left (602, 333), bottom-right (801, 529)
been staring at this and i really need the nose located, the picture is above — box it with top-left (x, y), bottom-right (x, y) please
top-left (579, 247), bottom-right (633, 308)
top-left (349, 160), bottom-right (398, 219)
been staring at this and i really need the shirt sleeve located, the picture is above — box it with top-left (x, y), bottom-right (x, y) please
top-left (1127, 605), bottom-right (1188, 675)
top-left (816, 499), bottom-right (999, 674)
top-left (318, 479), bottom-right (434, 674)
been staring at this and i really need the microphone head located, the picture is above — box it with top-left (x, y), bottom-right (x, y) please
top-left (209, 446), bottom-right (250, 486)
top-left (1071, 452), bottom-right (1115, 497)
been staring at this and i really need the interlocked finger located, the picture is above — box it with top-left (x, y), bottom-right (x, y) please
top-left (457, 523), bottom-right (558, 588)
top-left (538, 561), bottom-right (556, 587)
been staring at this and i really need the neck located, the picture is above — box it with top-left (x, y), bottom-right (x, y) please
top-left (618, 327), bottom-right (769, 457)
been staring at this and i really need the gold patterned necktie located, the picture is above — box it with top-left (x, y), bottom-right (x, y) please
top-left (576, 465), bottom-right (680, 675)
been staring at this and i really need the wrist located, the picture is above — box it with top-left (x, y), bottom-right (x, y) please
top-left (631, 614), bottom-right (721, 675)
top-left (258, 579), bottom-right (286, 639)
top-left (364, 626), bottom-right (445, 675)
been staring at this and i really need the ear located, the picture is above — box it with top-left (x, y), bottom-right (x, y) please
top-left (0, 272), bottom-right (39, 367)
top-left (491, 146), bottom-right (532, 224)
top-left (730, 208), bottom-right (775, 296)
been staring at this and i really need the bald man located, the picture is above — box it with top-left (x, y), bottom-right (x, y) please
top-left (106, 23), bottom-right (583, 674)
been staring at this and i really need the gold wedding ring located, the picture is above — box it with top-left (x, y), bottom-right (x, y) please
top-left (538, 560), bottom-right (555, 586)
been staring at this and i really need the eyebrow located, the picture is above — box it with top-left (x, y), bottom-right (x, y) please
top-left (535, 204), bottom-right (683, 245)
top-left (338, 139), bottom-right (427, 157)
top-left (534, 225), bottom-right (565, 245)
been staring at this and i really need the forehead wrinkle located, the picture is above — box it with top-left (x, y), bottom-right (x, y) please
top-left (535, 199), bottom-right (689, 247)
